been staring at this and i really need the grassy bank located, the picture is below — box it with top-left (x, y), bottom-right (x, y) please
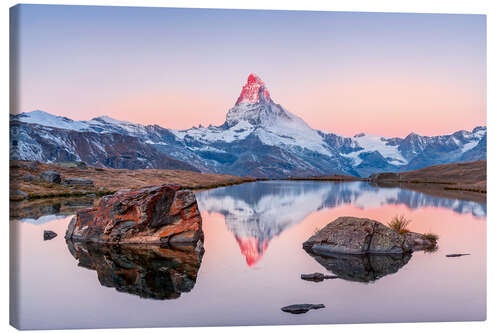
top-left (10, 160), bottom-right (486, 203)
top-left (10, 160), bottom-right (256, 201)
top-left (369, 160), bottom-right (486, 195)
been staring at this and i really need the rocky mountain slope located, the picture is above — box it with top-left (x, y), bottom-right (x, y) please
top-left (10, 74), bottom-right (486, 177)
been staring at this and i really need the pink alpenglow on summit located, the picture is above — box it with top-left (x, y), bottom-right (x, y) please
top-left (235, 74), bottom-right (271, 105)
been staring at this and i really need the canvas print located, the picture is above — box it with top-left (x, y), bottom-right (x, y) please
top-left (9, 4), bottom-right (486, 330)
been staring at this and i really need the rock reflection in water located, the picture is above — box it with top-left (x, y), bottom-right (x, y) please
top-left (304, 248), bottom-right (412, 283)
top-left (66, 241), bottom-right (204, 300)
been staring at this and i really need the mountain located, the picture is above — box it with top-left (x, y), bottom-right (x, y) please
top-left (9, 112), bottom-right (198, 171)
top-left (10, 74), bottom-right (486, 177)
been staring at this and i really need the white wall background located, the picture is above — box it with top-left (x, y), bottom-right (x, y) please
top-left (1, 1), bottom-right (499, 333)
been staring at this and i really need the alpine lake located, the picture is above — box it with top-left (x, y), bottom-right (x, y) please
top-left (11, 180), bottom-right (486, 329)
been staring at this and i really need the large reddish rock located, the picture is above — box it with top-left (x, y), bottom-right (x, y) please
top-left (65, 184), bottom-right (203, 246)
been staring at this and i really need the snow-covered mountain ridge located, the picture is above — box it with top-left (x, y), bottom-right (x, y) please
top-left (10, 74), bottom-right (486, 177)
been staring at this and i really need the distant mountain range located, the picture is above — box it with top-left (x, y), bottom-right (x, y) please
top-left (10, 74), bottom-right (486, 177)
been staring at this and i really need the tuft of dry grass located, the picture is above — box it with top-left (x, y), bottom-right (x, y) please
top-left (423, 232), bottom-right (439, 243)
top-left (388, 215), bottom-right (412, 234)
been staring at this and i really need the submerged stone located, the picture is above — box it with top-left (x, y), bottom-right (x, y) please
top-left (43, 230), bottom-right (57, 240)
top-left (281, 304), bottom-right (325, 314)
top-left (300, 272), bottom-right (338, 282)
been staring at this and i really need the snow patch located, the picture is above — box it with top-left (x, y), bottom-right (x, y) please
top-left (344, 134), bottom-right (408, 166)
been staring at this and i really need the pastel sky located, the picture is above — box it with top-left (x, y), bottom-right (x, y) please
top-left (12, 5), bottom-right (486, 137)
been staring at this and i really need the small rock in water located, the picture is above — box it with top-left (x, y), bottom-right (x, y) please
top-left (281, 304), bottom-right (325, 314)
top-left (446, 253), bottom-right (470, 258)
top-left (301, 272), bottom-right (338, 282)
top-left (44, 230), bottom-right (58, 240)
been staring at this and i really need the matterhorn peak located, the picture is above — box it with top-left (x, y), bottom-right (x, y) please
top-left (235, 73), bottom-right (271, 105)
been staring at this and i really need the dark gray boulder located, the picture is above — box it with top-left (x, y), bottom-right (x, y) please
top-left (63, 177), bottom-right (94, 187)
top-left (40, 170), bottom-right (61, 184)
top-left (303, 216), bottom-right (436, 255)
top-left (22, 172), bottom-right (36, 182)
top-left (281, 304), bottom-right (325, 314)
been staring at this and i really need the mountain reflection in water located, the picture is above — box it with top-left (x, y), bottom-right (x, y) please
top-left (196, 181), bottom-right (486, 267)
top-left (66, 241), bottom-right (204, 300)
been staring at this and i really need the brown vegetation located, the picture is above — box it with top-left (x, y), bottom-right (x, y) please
top-left (370, 160), bottom-right (486, 194)
top-left (423, 232), bottom-right (439, 243)
top-left (10, 160), bottom-right (255, 201)
top-left (388, 215), bottom-right (412, 235)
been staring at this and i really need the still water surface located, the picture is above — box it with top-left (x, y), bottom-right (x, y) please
top-left (11, 181), bottom-right (486, 329)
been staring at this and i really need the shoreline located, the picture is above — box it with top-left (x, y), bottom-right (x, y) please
top-left (13, 177), bottom-right (486, 202)
top-left (10, 176), bottom-right (485, 221)
top-left (10, 160), bottom-right (486, 202)
top-left (10, 177), bottom-right (363, 202)
top-left (12, 178), bottom-right (259, 202)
